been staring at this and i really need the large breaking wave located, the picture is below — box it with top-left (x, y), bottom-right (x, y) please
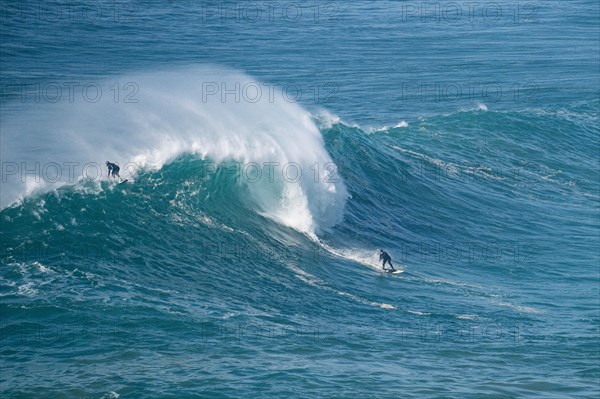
top-left (0, 66), bottom-right (348, 235)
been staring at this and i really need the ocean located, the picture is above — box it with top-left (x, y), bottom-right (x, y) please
top-left (1, 1), bottom-right (599, 398)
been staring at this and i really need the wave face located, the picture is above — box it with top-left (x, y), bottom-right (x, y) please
top-left (0, 66), bottom-right (348, 234)
top-left (2, 82), bottom-right (599, 397)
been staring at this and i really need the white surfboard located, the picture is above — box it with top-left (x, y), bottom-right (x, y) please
top-left (384, 269), bottom-right (404, 274)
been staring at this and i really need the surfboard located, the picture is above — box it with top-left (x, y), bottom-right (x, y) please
top-left (118, 179), bottom-right (129, 185)
top-left (385, 269), bottom-right (404, 274)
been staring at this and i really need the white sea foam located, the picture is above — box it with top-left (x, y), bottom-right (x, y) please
top-left (366, 120), bottom-right (409, 134)
top-left (17, 282), bottom-right (38, 297)
top-left (100, 392), bottom-right (120, 399)
top-left (493, 300), bottom-right (544, 315)
top-left (475, 102), bottom-right (488, 111)
top-left (313, 109), bottom-right (342, 129)
top-left (315, 241), bottom-right (379, 269)
top-left (311, 240), bottom-right (406, 275)
top-left (454, 314), bottom-right (479, 320)
top-left (287, 264), bottom-right (396, 310)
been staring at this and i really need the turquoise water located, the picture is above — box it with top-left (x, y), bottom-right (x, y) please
top-left (1, 1), bottom-right (599, 398)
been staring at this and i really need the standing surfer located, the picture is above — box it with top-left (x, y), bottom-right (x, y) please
top-left (379, 249), bottom-right (396, 271)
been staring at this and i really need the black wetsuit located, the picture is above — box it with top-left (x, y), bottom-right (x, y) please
top-left (379, 251), bottom-right (394, 270)
top-left (106, 162), bottom-right (120, 178)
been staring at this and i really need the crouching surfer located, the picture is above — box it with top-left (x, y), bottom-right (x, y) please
top-left (105, 161), bottom-right (122, 182)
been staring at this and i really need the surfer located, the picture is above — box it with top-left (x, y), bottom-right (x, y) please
top-left (379, 249), bottom-right (395, 271)
top-left (105, 161), bottom-right (121, 181)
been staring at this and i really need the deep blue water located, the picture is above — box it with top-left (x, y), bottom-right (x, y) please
top-left (1, 1), bottom-right (599, 398)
